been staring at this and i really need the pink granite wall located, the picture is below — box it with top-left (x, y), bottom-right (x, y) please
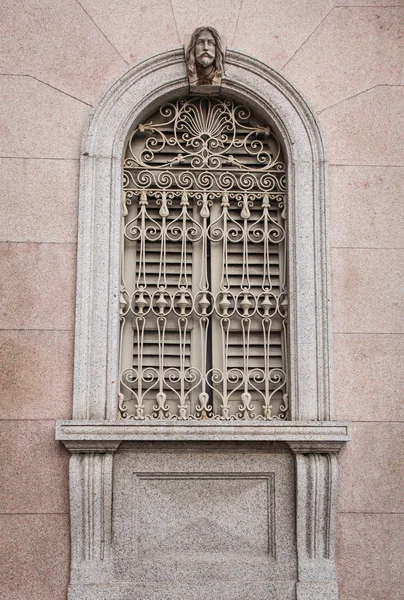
top-left (0, 2), bottom-right (402, 598)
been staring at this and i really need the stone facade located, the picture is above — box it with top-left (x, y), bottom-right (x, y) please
top-left (0, 2), bottom-right (403, 600)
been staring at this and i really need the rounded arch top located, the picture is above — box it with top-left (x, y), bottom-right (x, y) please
top-left (82, 48), bottom-right (326, 167)
top-left (73, 46), bottom-right (332, 423)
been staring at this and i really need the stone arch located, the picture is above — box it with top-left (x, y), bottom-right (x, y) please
top-left (72, 48), bottom-right (332, 422)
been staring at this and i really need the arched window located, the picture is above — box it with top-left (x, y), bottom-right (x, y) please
top-left (119, 96), bottom-right (288, 420)
top-left (56, 48), bottom-right (350, 600)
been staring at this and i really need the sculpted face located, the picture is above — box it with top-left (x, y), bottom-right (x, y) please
top-left (195, 29), bottom-right (216, 69)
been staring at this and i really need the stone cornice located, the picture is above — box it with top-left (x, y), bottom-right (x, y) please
top-left (287, 440), bottom-right (346, 454)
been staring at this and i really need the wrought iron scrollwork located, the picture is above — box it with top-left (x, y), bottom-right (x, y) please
top-left (119, 96), bottom-right (288, 420)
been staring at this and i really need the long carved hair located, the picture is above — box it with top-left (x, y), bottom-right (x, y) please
top-left (185, 26), bottom-right (225, 79)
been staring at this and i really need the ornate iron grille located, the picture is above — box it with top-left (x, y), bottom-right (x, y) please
top-left (119, 97), bottom-right (288, 420)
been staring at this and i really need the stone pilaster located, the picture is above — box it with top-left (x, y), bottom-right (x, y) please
top-left (65, 442), bottom-right (120, 586)
top-left (288, 442), bottom-right (342, 600)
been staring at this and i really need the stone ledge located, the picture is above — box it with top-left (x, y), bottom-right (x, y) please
top-left (56, 420), bottom-right (351, 449)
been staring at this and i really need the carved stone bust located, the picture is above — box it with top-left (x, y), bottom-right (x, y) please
top-left (185, 26), bottom-right (225, 91)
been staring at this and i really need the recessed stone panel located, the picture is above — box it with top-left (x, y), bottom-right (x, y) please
top-left (112, 444), bottom-right (296, 594)
top-left (135, 473), bottom-right (274, 557)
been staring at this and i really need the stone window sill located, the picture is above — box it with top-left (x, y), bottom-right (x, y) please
top-left (56, 420), bottom-right (351, 452)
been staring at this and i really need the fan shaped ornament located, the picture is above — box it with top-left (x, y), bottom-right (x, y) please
top-left (185, 26), bottom-right (226, 94)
